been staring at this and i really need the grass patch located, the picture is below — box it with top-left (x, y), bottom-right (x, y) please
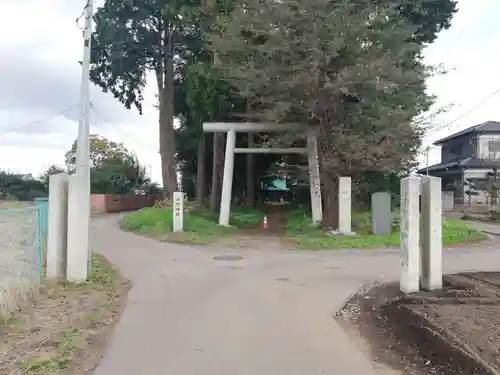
top-left (122, 205), bottom-right (265, 244)
top-left (286, 209), bottom-right (487, 250)
top-left (0, 254), bottom-right (129, 375)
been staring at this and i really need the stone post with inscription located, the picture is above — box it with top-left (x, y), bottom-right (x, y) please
top-left (173, 192), bottom-right (184, 232)
top-left (338, 177), bottom-right (353, 234)
top-left (400, 176), bottom-right (420, 294)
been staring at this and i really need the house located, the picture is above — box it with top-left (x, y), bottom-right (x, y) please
top-left (418, 121), bottom-right (500, 205)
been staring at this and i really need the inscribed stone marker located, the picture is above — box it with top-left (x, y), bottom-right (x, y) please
top-left (372, 192), bottom-right (392, 236)
top-left (338, 177), bottom-right (352, 234)
top-left (173, 192), bottom-right (184, 232)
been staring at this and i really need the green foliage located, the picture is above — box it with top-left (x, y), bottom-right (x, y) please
top-left (122, 207), bottom-right (236, 243)
top-left (122, 205), bottom-right (264, 243)
top-left (0, 171), bottom-right (47, 201)
top-left (353, 171), bottom-right (403, 209)
top-left (65, 135), bottom-right (134, 170)
top-left (285, 209), bottom-right (485, 250)
top-left (39, 165), bottom-right (65, 188)
top-left (208, 0), bottom-right (457, 226)
top-left (90, 0), bottom-right (209, 197)
top-left (90, 0), bottom-right (203, 113)
top-left (65, 134), bottom-right (152, 194)
top-left (210, 0), bottom-right (436, 171)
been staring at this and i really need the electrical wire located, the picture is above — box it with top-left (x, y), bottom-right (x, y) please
top-left (433, 86), bottom-right (500, 133)
top-left (76, 0), bottom-right (92, 30)
top-left (89, 102), bottom-right (158, 150)
top-left (0, 106), bottom-right (79, 137)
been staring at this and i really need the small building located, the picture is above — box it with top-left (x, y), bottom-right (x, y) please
top-left (418, 121), bottom-right (500, 205)
top-left (260, 174), bottom-right (292, 203)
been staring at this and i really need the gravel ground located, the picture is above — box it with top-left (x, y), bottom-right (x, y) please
top-left (0, 207), bottom-right (39, 313)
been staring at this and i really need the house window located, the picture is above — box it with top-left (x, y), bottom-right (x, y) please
top-left (488, 140), bottom-right (500, 160)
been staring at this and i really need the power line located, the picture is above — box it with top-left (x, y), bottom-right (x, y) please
top-left (76, 1), bottom-right (92, 30)
top-left (0, 106), bottom-right (79, 137)
top-left (89, 102), bottom-right (158, 150)
top-left (433, 86), bottom-right (500, 133)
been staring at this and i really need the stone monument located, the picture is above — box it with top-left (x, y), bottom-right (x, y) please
top-left (338, 177), bottom-right (353, 235)
top-left (173, 192), bottom-right (184, 232)
top-left (371, 192), bottom-right (392, 236)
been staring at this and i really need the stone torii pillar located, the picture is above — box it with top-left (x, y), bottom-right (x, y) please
top-left (219, 129), bottom-right (236, 226)
top-left (203, 122), bottom-right (323, 226)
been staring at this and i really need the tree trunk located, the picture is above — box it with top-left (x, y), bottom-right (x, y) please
top-left (318, 120), bottom-right (339, 229)
top-left (157, 31), bottom-right (177, 200)
top-left (246, 133), bottom-right (255, 206)
top-left (210, 132), bottom-right (225, 212)
top-left (196, 134), bottom-right (206, 206)
top-left (320, 168), bottom-right (339, 229)
top-left (158, 107), bottom-right (177, 200)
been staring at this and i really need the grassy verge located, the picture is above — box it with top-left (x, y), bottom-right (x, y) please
top-left (122, 205), bottom-right (265, 244)
top-left (286, 209), bottom-right (487, 250)
top-left (0, 254), bottom-right (130, 375)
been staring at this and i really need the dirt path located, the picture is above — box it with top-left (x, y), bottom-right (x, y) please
top-left (238, 204), bottom-right (287, 235)
top-left (214, 204), bottom-right (288, 249)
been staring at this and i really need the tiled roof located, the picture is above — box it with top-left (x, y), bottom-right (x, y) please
top-left (433, 121), bottom-right (500, 145)
top-left (417, 157), bottom-right (500, 174)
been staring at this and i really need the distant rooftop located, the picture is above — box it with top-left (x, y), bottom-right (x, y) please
top-left (433, 121), bottom-right (500, 145)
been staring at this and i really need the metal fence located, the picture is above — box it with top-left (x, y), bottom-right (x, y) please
top-left (0, 198), bottom-right (48, 314)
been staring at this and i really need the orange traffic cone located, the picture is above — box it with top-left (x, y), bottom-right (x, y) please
top-left (263, 215), bottom-right (269, 229)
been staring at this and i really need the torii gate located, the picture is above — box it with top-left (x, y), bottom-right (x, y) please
top-left (203, 122), bottom-right (323, 226)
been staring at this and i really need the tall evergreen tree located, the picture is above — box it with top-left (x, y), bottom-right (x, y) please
top-left (89, 0), bottom-right (206, 199)
top-left (208, 0), bottom-right (456, 227)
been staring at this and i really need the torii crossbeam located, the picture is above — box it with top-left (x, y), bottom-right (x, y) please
top-left (202, 122), bottom-right (322, 226)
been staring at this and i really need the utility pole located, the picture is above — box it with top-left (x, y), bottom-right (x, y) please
top-left (426, 146), bottom-right (430, 175)
top-left (76, 0), bottom-right (93, 177)
top-left (67, 0), bottom-right (94, 282)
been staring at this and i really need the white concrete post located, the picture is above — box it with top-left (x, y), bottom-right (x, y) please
top-left (420, 176), bottom-right (443, 291)
top-left (66, 173), bottom-right (90, 282)
top-left (307, 134), bottom-right (323, 223)
top-left (219, 130), bottom-right (236, 226)
top-left (400, 176), bottom-right (420, 294)
top-left (46, 173), bottom-right (69, 280)
top-left (338, 177), bottom-right (352, 234)
top-left (173, 192), bottom-right (184, 232)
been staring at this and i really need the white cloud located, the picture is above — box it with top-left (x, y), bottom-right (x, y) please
top-left (0, 0), bottom-right (162, 182)
top-left (420, 0), bottom-right (500, 166)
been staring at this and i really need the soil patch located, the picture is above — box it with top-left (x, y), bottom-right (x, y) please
top-left (336, 273), bottom-right (500, 375)
top-left (0, 254), bottom-right (130, 375)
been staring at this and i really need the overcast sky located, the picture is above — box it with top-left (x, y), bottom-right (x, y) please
top-left (0, 0), bottom-right (498, 182)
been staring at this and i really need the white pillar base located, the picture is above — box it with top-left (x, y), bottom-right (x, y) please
top-left (66, 173), bottom-right (90, 282)
top-left (420, 176), bottom-right (443, 291)
top-left (46, 173), bottom-right (69, 280)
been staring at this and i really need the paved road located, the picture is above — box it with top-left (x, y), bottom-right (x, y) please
top-left (466, 220), bottom-right (500, 236)
top-left (92, 215), bottom-right (500, 375)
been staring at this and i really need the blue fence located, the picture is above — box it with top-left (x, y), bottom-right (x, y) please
top-left (35, 198), bottom-right (49, 277)
top-left (0, 199), bottom-right (49, 313)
